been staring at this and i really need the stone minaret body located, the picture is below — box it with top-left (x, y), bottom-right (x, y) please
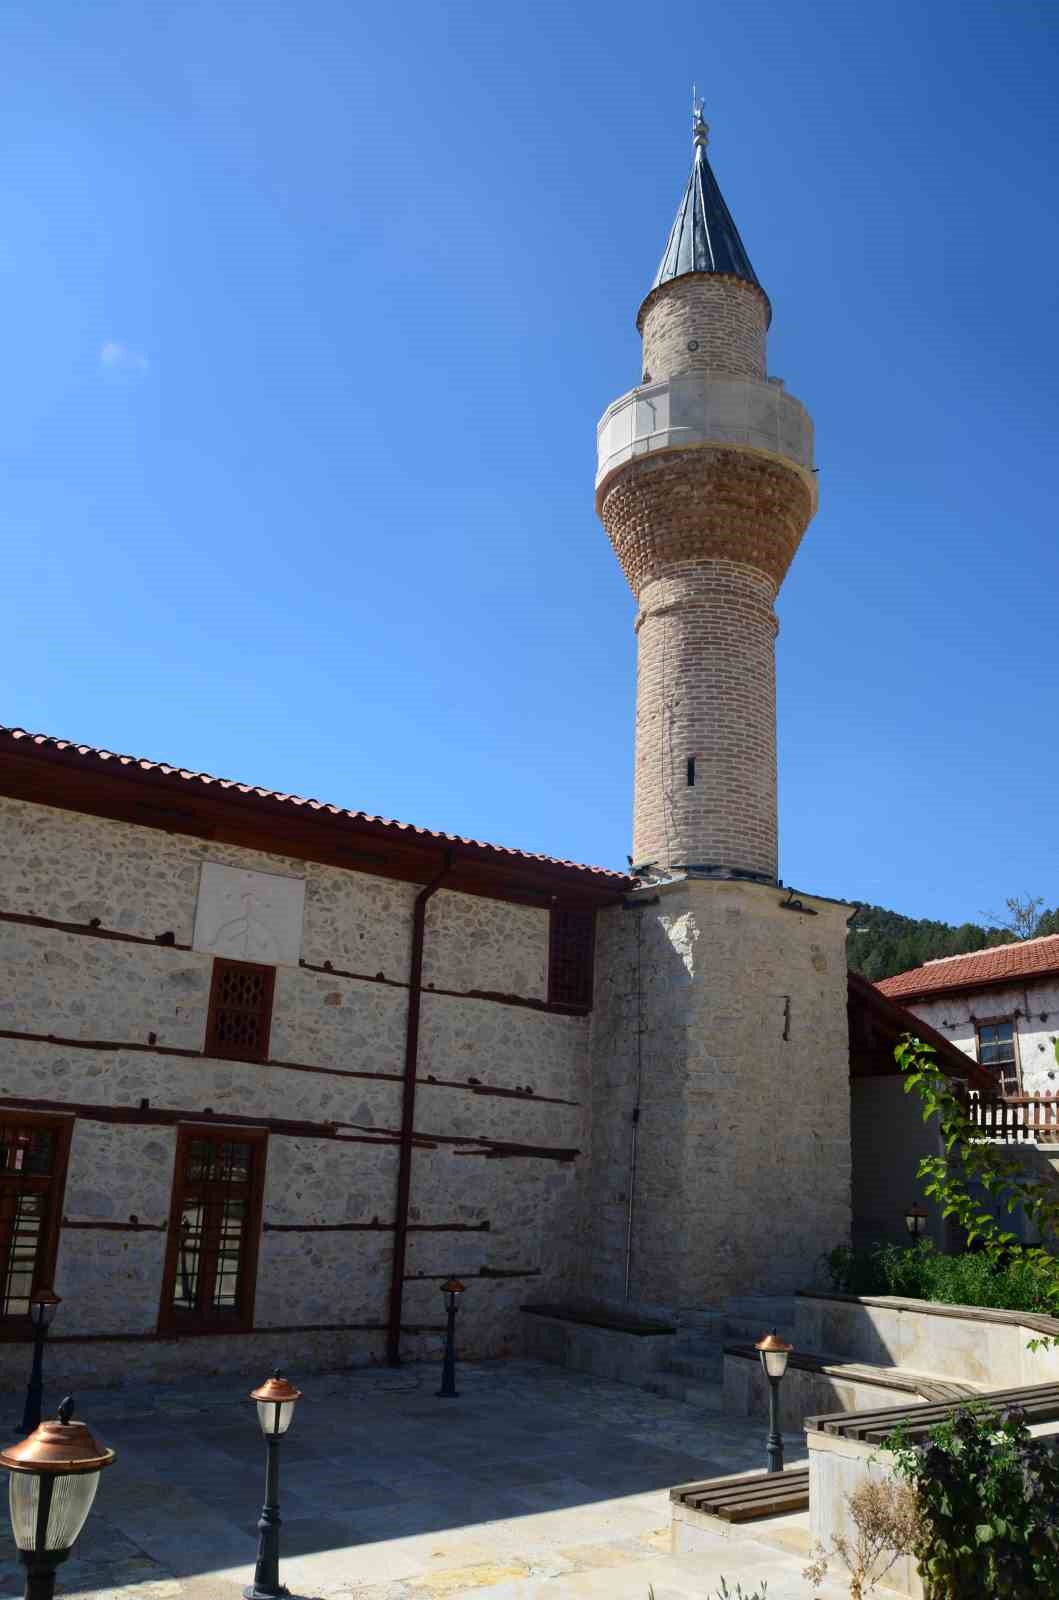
top-left (585, 105), bottom-right (850, 1314)
top-left (596, 99), bottom-right (817, 882)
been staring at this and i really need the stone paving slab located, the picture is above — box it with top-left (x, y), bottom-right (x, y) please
top-left (0, 1361), bottom-right (848, 1600)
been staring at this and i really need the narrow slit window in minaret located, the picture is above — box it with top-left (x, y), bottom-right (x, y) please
top-left (687, 757), bottom-right (696, 786)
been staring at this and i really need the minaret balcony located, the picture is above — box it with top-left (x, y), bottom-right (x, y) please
top-left (595, 373), bottom-right (815, 506)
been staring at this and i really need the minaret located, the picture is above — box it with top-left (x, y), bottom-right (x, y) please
top-left (584, 101), bottom-right (850, 1316)
top-left (596, 97), bottom-right (817, 882)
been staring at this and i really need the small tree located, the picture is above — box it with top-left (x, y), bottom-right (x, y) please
top-left (804, 1477), bottom-right (922, 1597)
top-left (984, 893), bottom-right (1045, 941)
top-left (897, 1035), bottom-right (1059, 1338)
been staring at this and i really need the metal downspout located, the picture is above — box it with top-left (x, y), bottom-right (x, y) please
top-left (624, 903), bottom-right (645, 1301)
top-left (387, 854), bottom-right (453, 1365)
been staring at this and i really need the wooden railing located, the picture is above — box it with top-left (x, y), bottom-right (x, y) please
top-left (967, 1090), bottom-right (1059, 1143)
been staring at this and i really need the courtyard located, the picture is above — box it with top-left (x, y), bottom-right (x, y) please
top-left (0, 1360), bottom-right (850, 1600)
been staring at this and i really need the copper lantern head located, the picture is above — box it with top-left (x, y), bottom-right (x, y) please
top-left (1, 1395), bottom-right (115, 1555)
top-left (441, 1278), bottom-right (465, 1312)
top-left (249, 1369), bottom-right (302, 1437)
top-left (755, 1328), bottom-right (793, 1381)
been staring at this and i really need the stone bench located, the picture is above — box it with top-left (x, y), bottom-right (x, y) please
top-left (723, 1341), bottom-right (976, 1431)
top-left (520, 1302), bottom-right (675, 1387)
top-left (795, 1290), bottom-right (1059, 1391)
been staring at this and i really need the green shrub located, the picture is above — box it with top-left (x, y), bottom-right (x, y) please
top-left (888, 1404), bottom-right (1059, 1598)
top-left (823, 1240), bottom-right (1053, 1314)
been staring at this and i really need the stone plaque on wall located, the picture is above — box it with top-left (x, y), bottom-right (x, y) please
top-left (193, 863), bottom-right (306, 966)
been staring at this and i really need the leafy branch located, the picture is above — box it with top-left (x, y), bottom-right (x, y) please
top-left (897, 1035), bottom-right (1059, 1341)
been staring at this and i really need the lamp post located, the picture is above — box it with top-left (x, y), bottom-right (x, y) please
top-left (20, 1290), bottom-right (61, 1437)
top-left (437, 1279), bottom-right (465, 1399)
top-left (905, 1203), bottom-right (929, 1244)
top-left (0, 1395), bottom-right (115, 1600)
top-left (245, 1370), bottom-right (301, 1600)
top-left (755, 1329), bottom-right (793, 1474)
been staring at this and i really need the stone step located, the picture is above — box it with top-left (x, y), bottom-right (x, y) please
top-left (660, 1351), bottom-right (724, 1383)
top-left (642, 1373), bottom-right (724, 1411)
top-left (723, 1314), bottom-right (796, 1343)
top-left (724, 1294), bottom-right (798, 1323)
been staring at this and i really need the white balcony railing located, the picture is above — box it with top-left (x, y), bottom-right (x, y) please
top-left (596, 373), bottom-right (815, 499)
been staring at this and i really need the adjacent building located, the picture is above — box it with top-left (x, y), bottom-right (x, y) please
top-left (878, 936), bottom-right (1059, 1099)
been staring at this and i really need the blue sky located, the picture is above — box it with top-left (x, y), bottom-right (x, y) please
top-left (3, 1), bottom-right (1056, 925)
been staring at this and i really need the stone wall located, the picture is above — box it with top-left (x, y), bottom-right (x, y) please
top-left (584, 876), bottom-right (852, 1315)
top-left (0, 796), bottom-right (590, 1386)
top-left (909, 981), bottom-right (1059, 1098)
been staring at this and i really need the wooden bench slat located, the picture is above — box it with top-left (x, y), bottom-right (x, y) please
top-left (673, 1466), bottom-right (810, 1524)
top-left (725, 1490), bottom-right (810, 1522)
top-left (807, 1382), bottom-right (1059, 1442)
top-left (688, 1477), bottom-right (807, 1506)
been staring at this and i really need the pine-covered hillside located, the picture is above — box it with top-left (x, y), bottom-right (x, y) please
top-left (846, 905), bottom-right (1015, 983)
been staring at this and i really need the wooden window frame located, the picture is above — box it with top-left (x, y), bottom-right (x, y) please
top-left (547, 907), bottom-right (596, 1013)
top-left (0, 1111), bottom-right (74, 1341)
top-left (975, 1015), bottom-right (1022, 1096)
top-left (157, 1124), bottom-right (267, 1337)
top-left (204, 958), bottom-right (276, 1064)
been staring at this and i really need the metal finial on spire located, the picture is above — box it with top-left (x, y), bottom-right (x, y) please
top-left (692, 85), bottom-right (709, 148)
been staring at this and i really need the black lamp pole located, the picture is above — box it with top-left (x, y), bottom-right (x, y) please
top-left (248, 1435), bottom-right (285, 1600)
top-left (20, 1291), bottom-right (60, 1438)
top-left (755, 1329), bottom-right (793, 1475)
top-left (765, 1373), bottom-right (783, 1474)
top-left (20, 1478), bottom-right (64, 1600)
top-left (437, 1278), bottom-right (465, 1399)
top-left (245, 1371), bottom-right (301, 1600)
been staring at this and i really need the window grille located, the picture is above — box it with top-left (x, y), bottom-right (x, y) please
top-left (204, 959), bottom-right (275, 1063)
top-left (548, 908), bottom-right (596, 1010)
top-left (976, 1019), bottom-right (1020, 1096)
top-left (159, 1126), bottom-right (266, 1334)
top-left (0, 1114), bottom-right (72, 1325)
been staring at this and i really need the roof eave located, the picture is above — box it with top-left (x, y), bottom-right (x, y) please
top-left (0, 730), bottom-right (631, 906)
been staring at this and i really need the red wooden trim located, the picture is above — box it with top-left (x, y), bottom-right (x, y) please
top-left (62, 1218), bottom-right (166, 1232)
top-left (0, 908), bottom-right (190, 949)
top-left (0, 742), bottom-right (627, 906)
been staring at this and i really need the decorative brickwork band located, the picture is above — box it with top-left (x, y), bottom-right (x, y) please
top-left (600, 446), bottom-right (813, 599)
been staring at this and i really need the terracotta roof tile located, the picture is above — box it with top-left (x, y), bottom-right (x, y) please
top-left (0, 726), bottom-right (630, 885)
top-left (877, 935), bottom-right (1059, 1002)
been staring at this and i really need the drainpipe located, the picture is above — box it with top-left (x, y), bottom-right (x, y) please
top-left (387, 854), bottom-right (453, 1365)
top-left (624, 903), bottom-right (645, 1301)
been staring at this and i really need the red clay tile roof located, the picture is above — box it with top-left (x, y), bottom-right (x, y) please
top-left (848, 970), bottom-right (994, 1090)
top-left (877, 936), bottom-right (1059, 1002)
top-left (0, 726), bottom-right (630, 886)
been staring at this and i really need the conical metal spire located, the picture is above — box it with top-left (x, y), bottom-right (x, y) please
top-left (649, 94), bottom-right (763, 296)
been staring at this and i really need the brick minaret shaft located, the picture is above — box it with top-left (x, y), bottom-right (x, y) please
top-left (596, 103), bottom-right (817, 882)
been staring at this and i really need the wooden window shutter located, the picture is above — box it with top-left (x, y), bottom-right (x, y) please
top-left (0, 1112), bottom-right (73, 1329)
top-left (204, 959), bottom-right (275, 1063)
top-left (158, 1125), bottom-right (267, 1335)
top-left (548, 908), bottom-right (596, 1010)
